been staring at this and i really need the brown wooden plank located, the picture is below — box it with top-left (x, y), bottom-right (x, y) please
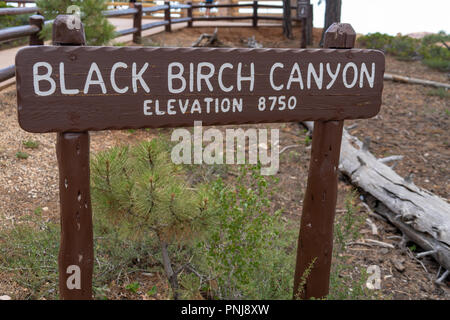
top-left (16, 46), bottom-right (384, 133)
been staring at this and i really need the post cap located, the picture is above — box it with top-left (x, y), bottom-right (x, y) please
top-left (324, 23), bottom-right (356, 49)
top-left (52, 15), bottom-right (86, 45)
top-left (29, 14), bottom-right (45, 23)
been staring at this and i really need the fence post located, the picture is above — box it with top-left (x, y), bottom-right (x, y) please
top-left (300, 18), bottom-right (307, 48)
top-left (252, 0), bottom-right (258, 28)
top-left (165, 1), bottom-right (171, 32)
top-left (293, 23), bottom-right (356, 300)
top-left (307, 3), bottom-right (313, 45)
top-left (133, 3), bottom-right (142, 44)
top-left (29, 14), bottom-right (44, 45)
top-left (52, 15), bottom-right (93, 300)
top-left (282, 0), bottom-right (293, 39)
top-left (187, 2), bottom-right (193, 27)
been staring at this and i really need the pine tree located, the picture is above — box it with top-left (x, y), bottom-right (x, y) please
top-left (91, 140), bottom-right (210, 299)
top-left (36, 0), bottom-right (115, 45)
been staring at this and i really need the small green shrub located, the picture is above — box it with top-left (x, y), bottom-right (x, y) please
top-left (420, 45), bottom-right (450, 72)
top-left (387, 36), bottom-right (420, 60)
top-left (147, 285), bottom-right (157, 296)
top-left (357, 33), bottom-right (420, 60)
top-left (91, 139), bottom-right (209, 299)
top-left (357, 32), bottom-right (393, 50)
top-left (421, 31), bottom-right (450, 47)
top-left (23, 140), bottom-right (40, 149)
top-left (328, 191), bottom-right (375, 300)
top-left (0, 218), bottom-right (60, 299)
top-left (125, 281), bottom-right (140, 293)
top-left (419, 32), bottom-right (450, 71)
top-left (16, 151), bottom-right (29, 159)
top-left (427, 88), bottom-right (450, 99)
top-left (334, 191), bottom-right (365, 253)
top-left (199, 164), bottom-right (295, 299)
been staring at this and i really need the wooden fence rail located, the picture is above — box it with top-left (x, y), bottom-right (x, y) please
top-left (0, 14), bottom-right (43, 83)
top-left (102, 8), bottom-right (138, 17)
top-left (142, 4), bottom-right (169, 13)
top-left (0, 24), bottom-right (39, 42)
top-left (0, 1), bottom-right (310, 83)
top-left (0, 64), bottom-right (15, 83)
top-left (0, 7), bottom-right (39, 16)
top-left (4, 0), bottom-right (36, 3)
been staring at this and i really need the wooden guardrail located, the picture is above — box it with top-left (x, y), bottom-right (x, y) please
top-left (4, 0), bottom-right (36, 3)
top-left (0, 12), bottom-right (43, 82)
top-left (0, 6), bottom-right (38, 15)
top-left (0, 1), bottom-right (306, 83)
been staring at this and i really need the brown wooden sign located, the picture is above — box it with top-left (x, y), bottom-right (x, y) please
top-left (15, 16), bottom-right (384, 300)
top-left (16, 46), bottom-right (384, 133)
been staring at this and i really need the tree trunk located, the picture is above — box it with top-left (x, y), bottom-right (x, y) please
top-left (283, 0), bottom-right (293, 39)
top-left (320, 0), bottom-right (342, 46)
top-left (158, 234), bottom-right (180, 300)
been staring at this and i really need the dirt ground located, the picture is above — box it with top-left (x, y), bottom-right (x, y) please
top-left (0, 27), bottom-right (448, 300)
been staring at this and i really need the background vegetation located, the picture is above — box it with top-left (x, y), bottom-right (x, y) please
top-left (0, 137), bottom-right (376, 300)
top-left (357, 31), bottom-right (450, 72)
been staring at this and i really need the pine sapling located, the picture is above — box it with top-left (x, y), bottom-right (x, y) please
top-left (91, 140), bottom-right (210, 299)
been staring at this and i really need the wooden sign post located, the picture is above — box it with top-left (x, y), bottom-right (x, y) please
top-left (293, 23), bottom-right (358, 299)
top-left (52, 16), bottom-right (93, 300)
top-left (15, 16), bottom-right (384, 300)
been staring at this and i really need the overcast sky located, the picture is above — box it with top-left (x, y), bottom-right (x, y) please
top-left (313, 0), bottom-right (450, 35)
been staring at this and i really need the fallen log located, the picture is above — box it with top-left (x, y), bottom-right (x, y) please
top-left (191, 28), bottom-right (224, 47)
top-left (303, 121), bottom-right (450, 274)
top-left (384, 73), bottom-right (450, 89)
